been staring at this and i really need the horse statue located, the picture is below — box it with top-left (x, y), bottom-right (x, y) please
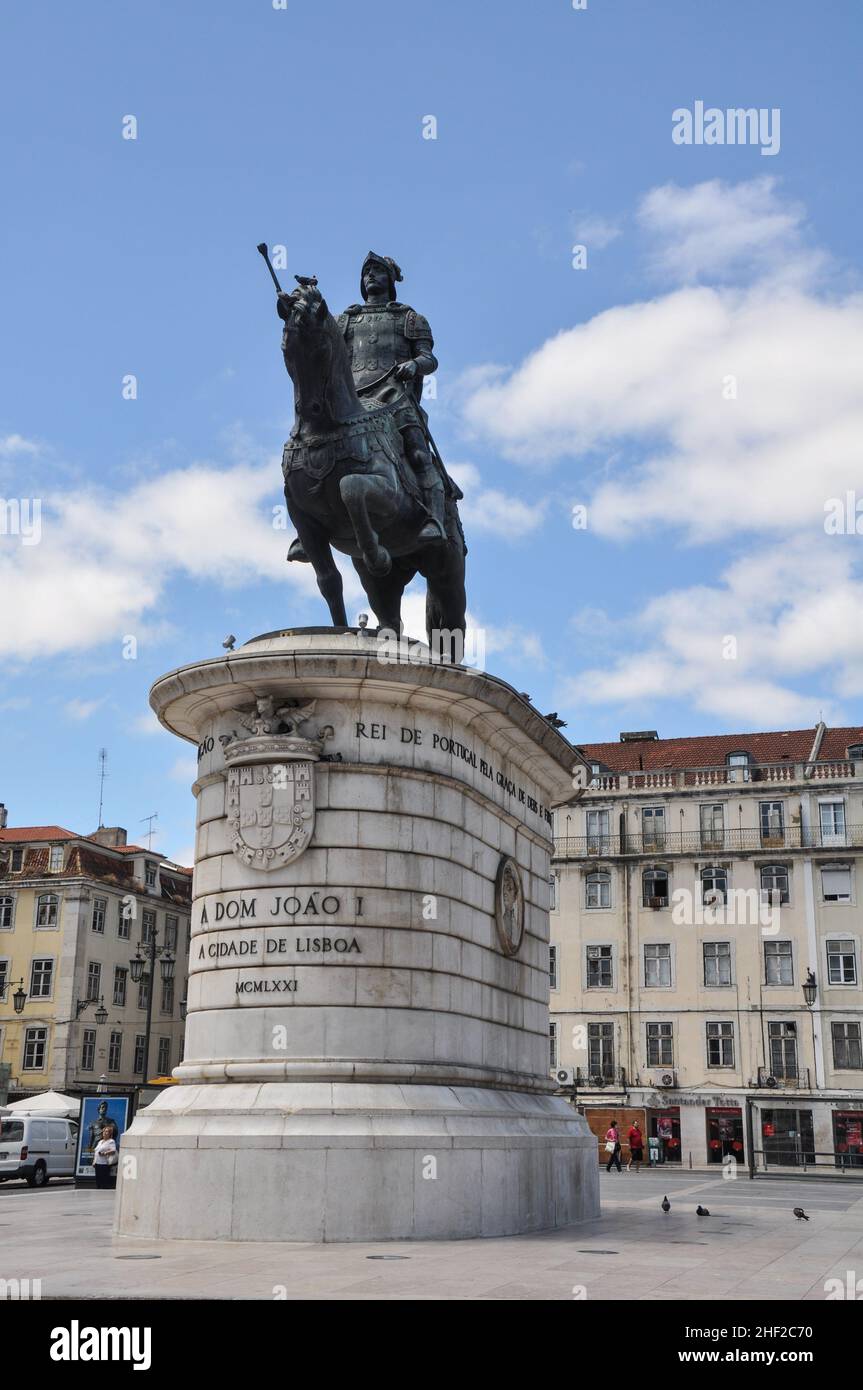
top-left (275, 274), bottom-right (467, 654)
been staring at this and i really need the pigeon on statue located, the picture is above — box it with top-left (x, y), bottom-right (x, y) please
top-left (661, 1196), bottom-right (671, 1213)
top-left (793, 1207), bottom-right (809, 1221)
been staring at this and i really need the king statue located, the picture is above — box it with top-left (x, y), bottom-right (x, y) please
top-left (286, 251), bottom-right (461, 564)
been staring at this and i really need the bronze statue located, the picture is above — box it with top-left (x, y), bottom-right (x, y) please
top-left (258, 246), bottom-right (467, 655)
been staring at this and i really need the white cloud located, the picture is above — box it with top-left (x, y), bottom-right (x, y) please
top-left (64, 697), bottom-right (106, 721)
top-left (572, 214), bottom-right (622, 251)
top-left (0, 434), bottom-right (41, 459)
top-left (130, 711), bottom-right (163, 737)
top-left (448, 463), bottom-right (547, 540)
top-left (561, 539), bottom-right (861, 727)
top-left (460, 180), bottom-right (862, 545)
top-left (169, 756), bottom-right (198, 783)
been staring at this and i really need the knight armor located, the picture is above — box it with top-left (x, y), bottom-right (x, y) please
top-left (337, 303), bottom-right (436, 418)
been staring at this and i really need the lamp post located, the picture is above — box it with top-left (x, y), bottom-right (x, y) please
top-left (129, 928), bottom-right (175, 1089)
top-left (803, 969), bottom-right (818, 1089)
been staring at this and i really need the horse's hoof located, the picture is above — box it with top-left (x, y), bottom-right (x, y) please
top-left (365, 546), bottom-right (392, 577)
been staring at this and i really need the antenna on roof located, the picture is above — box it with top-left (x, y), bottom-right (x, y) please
top-left (97, 749), bottom-right (108, 828)
top-left (140, 812), bottom-right (159, 850)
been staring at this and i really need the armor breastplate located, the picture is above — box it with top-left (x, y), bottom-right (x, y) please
top-left (345, 308), bottom-right (407, 391)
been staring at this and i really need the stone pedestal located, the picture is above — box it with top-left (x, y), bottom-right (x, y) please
top-left (114, 629), bottom-right (598, 1241)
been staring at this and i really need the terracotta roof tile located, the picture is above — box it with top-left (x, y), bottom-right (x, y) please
top-left (578, 725), bottom-right (863, 773)
top-left (0, 826), bottom-right (77, 842)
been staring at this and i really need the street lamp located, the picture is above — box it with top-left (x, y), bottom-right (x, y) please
top-left (11, 980), bottom-right (27, 1015)
top-left (803, 969), bottom-right (817, 1008)
top-left (129, 930), bottom-right (175, 1089)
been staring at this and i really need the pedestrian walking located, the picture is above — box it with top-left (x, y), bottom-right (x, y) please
top-left (604, 1120), bottom-right (622, 1173)
top-left (93, 1126), bottom-right (118, 1189)
top-left (627, 1121), bottom-right (644, 1171)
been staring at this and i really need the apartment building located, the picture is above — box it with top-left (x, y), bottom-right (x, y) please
top-left (0, 811), bottom-right (192, 1100)
top-left (550, 724), bottom-right (863, 1171)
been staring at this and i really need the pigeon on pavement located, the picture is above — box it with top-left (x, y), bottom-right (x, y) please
top-left (793, 1207), bottom-right (809, 1221)
top-left (696, 1205), bottom-right (710, 1216)
top-left (661, 1196), bottom-right (671, 1213)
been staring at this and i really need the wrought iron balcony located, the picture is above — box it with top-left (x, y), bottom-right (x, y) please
top-left (554, 825), bottom-right (863, 860)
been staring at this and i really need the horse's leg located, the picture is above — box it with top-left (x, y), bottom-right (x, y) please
top-left (352, 557), bottom-right (412, 635)
top-left (294, 514), bottom-right (347, 627)
top-left (419, 538), bottom-right (467, 662)
top-left (339, 474), bottom-right (396, 577)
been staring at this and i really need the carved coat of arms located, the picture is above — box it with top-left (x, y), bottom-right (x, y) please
top-left (220, 695), bottom-right (331, 870)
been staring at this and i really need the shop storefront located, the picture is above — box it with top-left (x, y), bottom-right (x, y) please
top-left (706, 1106), bottom-right (744, 1164)
top-left (760, 1108), bottom-right (815, 1167)
top-left (648, 1106), bottom-right (681, 1164)
top-left (833, 1111), bottom-right (863, 1170)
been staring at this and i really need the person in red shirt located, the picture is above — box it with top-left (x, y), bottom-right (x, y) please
top-left (627, 1121), bottom-right (644, 1172)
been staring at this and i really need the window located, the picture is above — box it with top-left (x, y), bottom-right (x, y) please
top-left (48, 845), bottom-right (64, 872)
top-left (831, 1022), bottom-right (863, 1070)
top-left (588, 1022), bottom-right (614, 1080)
top-left (0, 895), bottom-right (14, 930)
top-left (549, 944), bottom-right (558, 992)
top-left (704, 941), bottom-right (732, 987)
top-left (642, 806), bottom-right (666, 850)
top-left (118, 899), bottom-right (132, 939)
top-left (589, 762), bottom-right (602, 786)
top-left (113, 966), bottom-right (128, 1008)
top-left (642, 868), bottom-right (669, 908)
top-left (726, 752), bottom-right (750, 782)
top-left (0, 959), bottom-right (8, 999)
top-left (848, 745), bottom-right (863, 760)
top-left (35, 893), bottom-right (59, 929)
top-left (585, 871), bottom-right (611, 910)
top-left (827, 939), bottom-right (857, 985)
top-left (646, 1022), bottom-right (673, 1067)
top-left (820, 801), bottom-right (847, 846)
top-left (586, 808), bottom-right (610, 853)
top-left (91, 898), bottom-right (106, 934)
top-left (765, 940), bottom-right (793, 985)
top-left (706, 1021), bottom-right (735, 1068)
top-left (108, 1031), bottom-right (123, 1073)
top-left (145, 863), bottom-right (157, 889)
top-left (700, 804), bottom-right (725, 848)
top-left (822, 866), bottom-right (852, 902)
top-left (80, 1029), bottom-right (96, 1071)
top-left (157, 1037), bottom-right (171, 1074)
top-left (768, 1021), bottom-right (798, 1080)
top-left (23, 1027), bottom-right (47, 1070)
top-left (137, 974), bottom-right (150, 1010)
top-left (11, 847), bottom-right (23, 871)
top-left (161, 976), bottom-right (174, 1014)
top-left (548, 876), bottom-right (558, 913)
top-left (141, 909), bottom-right (156, 945)
top-left (86, 961), bottom-right (102, 1002)
top-left (549, 1021), bottom-right (558, 1069)
top-left (760, 802), bottom-right (785, 843)
top-left (644, 943), bottom-right (671, 987)
top-left (30, 958), bottom-right (54, 999)
top-left (701, 866), bottom-right (727, 905)
top-left (586, 944), bottom-right (613, 989)
top-left (134, 1034), bottom-right (146, 1074)
top-left (760, 864), bottom-right (790, 906)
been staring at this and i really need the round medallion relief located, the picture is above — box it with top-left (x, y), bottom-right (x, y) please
top-left (494, 855), bottom-right (525, 957)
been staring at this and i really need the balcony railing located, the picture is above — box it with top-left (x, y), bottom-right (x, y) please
top-left (577, 759), bottom-right (858, 795)
top-left (554, 824), bottom-right (863, 860)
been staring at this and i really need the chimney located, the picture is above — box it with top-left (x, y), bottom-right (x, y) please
top-left (0, 804), bottom-right (7, 829)
top-left (90, 826), bottom-right (127, 848)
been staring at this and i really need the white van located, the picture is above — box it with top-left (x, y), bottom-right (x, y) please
top-left (0, 1115), bottom-right (78, 1186)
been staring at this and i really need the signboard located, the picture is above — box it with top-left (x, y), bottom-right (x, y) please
top-left (74, 1096), bottom-right (131, 1179)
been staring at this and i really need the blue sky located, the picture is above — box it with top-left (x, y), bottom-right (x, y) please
top-left (1, 0), bottom-right (861, 862)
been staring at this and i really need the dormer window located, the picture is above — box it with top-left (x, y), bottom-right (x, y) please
top-left (726, 752), bottom-right (751, 782)
top-left (48, 846), bottom-right (64, 872)
top-left (847, 744), bottom-right (863, 760)
top-left (145, 863), bottom-right (157, 889)
top-left (11, 848), bottom-right (23, 871)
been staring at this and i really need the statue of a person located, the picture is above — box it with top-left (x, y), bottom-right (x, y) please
top-left (287, 251), bottom-right (460, 563)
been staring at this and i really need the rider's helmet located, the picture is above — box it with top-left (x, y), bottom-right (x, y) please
top-left (360, 251), bottom-right (403, 303)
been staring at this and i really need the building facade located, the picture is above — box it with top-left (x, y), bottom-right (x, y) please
top-left (550, 724), bottom-right (863, 1171)
top-left (0, 814), bottom-right (192, 1100)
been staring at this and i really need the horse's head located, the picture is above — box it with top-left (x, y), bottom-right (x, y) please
top-left (281, 277), bottom-right (362, 434)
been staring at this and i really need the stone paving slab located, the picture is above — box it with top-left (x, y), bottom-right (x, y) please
top-left (1, 1170), bottom-right (862, 1301)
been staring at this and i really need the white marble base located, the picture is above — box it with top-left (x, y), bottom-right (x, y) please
top-left (114, 1081), bottom-right (598, 1241)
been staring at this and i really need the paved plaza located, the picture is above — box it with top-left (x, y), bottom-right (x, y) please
top-left (2, 1168), bottom-right (862, 1301)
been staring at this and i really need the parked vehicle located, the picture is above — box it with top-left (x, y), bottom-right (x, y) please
top-left (0, 1115), bottom-right (78, 1186)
